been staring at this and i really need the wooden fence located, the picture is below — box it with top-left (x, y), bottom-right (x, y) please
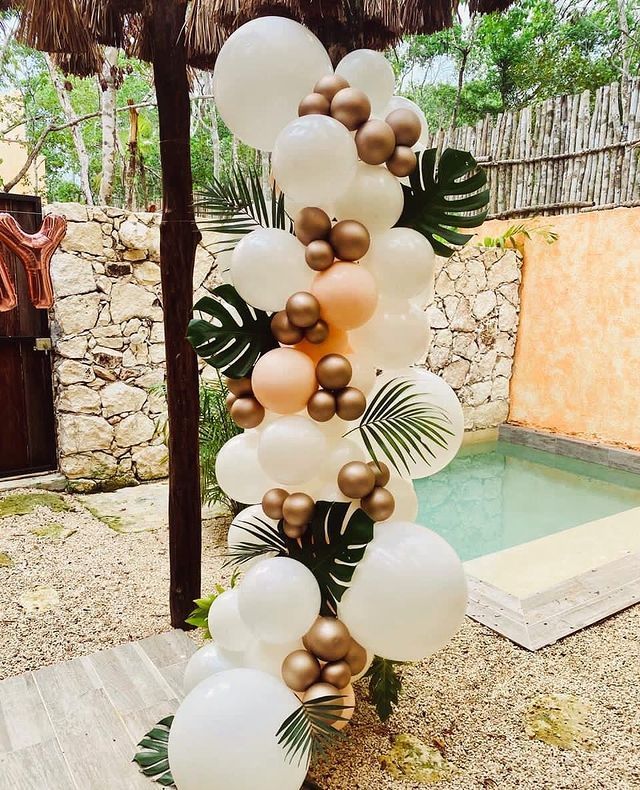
top-left (423, 79), bottom-right (640, 218)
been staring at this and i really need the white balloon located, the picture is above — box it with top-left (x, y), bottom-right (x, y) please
top-left (183, 642), bottom-right (244, 695)
top-left (238, 557), bottom-right (321, 644)
top-left (169, 668), bottom-right (306, 790)
top-left (231, 228), bottom-right (312, 312)
top-left (384, 474), bottom-right (418, 522)
top-left (334, 162), bottom-right (404, 232)
top-left (285, 194), bottom-right (334, 222)
top-left (363, 228), bottom-right (435, 299)
top-left (216, 433), bottom-right (277, 504)
top-left (227, 504), bottom-right (281, 568)
top-left (244, 638), bottom-right (303, 679)
top-left (383, 95), bottom-right (429, 149)
top-left (208, 589), bottom-right (254, 652)
top-left (351, 299), bottom-right (431, 369)
top-left (213, 17), bottom-right (332, 151)
top-left (320, 438), bottom-right (366, 482)
top-left (338, 522), bottom-right (467, 661)
top-left (336, 49), bottom-right (395, 115)
top-left (272, 115), bottom-right (358, 205)
top-left (348, 353), bottom-right (377, 396)
top-left (317, 414), bottom-right (350, 442)
top-left (258, 415), bottom-right (326, 485)
top-left (316, 482), bottom-right (350, 503)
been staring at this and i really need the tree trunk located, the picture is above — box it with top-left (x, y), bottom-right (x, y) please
top-left (150, 0), bottom-right (202, 628)
top-left (98, 47), bottom-right (118, 205)
top-left (126, 101), bottom-right (139, 210)
top-left (450, 47), bottom-right (469, 130)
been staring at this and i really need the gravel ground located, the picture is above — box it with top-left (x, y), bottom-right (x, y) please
top-left (1, 486), bottom-right (639, 789)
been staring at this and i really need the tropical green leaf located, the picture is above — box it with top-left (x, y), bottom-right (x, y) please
top-left (277, 696), bottom-right (351, 767)
top-left (281, 501), bottom-right (374, 616)
top-left (345, 377), bottom-right (455, 477)
top-left (188, 283), bottom-right (277, 379)
top-left (133, 716), bottom-right (175, 786)
top-left (185, 586), bottom-right (226, 638)
top-left (397, 147), bottom-right (490, 257)
top-left (367, 657), bottom-right (405, 722)
top-left (225, 511), bottom-right (287, 568)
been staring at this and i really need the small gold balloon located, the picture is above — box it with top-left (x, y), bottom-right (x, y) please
top-left (385, 108), bottom-right (422, 147)
top-left (316, 354), bottom-right (352, 390)
top-left (367, 460), bottom-right (390, 487)
top-left (225, 376), bottom-right (252, 397)
top-left (305, 239), bottom-right (335, 271)
top-left (225, 391), bottom-right (237, 411)
top-left (344, 638), bottom-right (368, 676)
top-left (361, 485), bottom-right (395, 521)
top-left (314, 73), bottom-right (350, 102)
top-left (387, 145), bottom-right (418, 177)
top-left (262, 488), bottom-right (289, 520)
top-left (335, 387), bottom-right (367, 421)
top-left (303, 616), bottom-right (352, 661)
top-left (271, 311), bottom-right (305, 345)
top-left (307, 389), bottom-right (337, 422)
top-left (320, 660), bottom-right (352, 689)
top-left (283, 520), bottom-right (308, 539)
top-left (305, 319), bottom-right (329, 344)
top-left (298, 92), bottom-right (331, 116)
top-left (282, 649), bottom-right (322, 692)
top-left (329, 220), bottom-right (370, 262)
top-left (355, 119), bottom-right (397, 165)
top-left (295, 207), bottom-right (332, 246)
top-left (330, 87), bottom-right (371, 131)
top-left (337, 461), bottom-right (376, 499)
top-left (286, 291), bottom-right (321, 328)
top-left (302, 682), bottom-right (343, 724)
top-left (230, 396), bottom-right (265, 429)
top-left (282, 492), bottom-right (315, 527)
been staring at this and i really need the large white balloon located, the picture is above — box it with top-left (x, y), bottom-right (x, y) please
top-left (334, 162), bottom-right (404, 232)
top-left (231, 228), bottom-right (312, 312)
top-left (338, 522), bottom-right (467, 661)
top-left (238, 557), bottom-right (321, 644)
top-left (272, 115), bottom-right (358, 205)
top-left (258, 415), bottom-right (327, 485)
top-left (227, 504), bottom-right (281, 568)
top-left (169, 668), bottom-right (306, 790)
top-left (347, 353), bottom-right (378, 396)
top-left (336, 49), bottom-right (395, 115)
top-left (183, 642), bottom-right (244, 695)
top-left (351, 298), bottom-right (431, 369)
top-left (363, 228), bottom-right (435, 299)
top-left (320, 438), bottom-right (366, 482)
top-left (244, 638), bottom-right (303, 679)
top-left (208, 589), bottom-right (254, 652)
top-left (213, 17), bottom-right (332, 151)
top-left (216, 433), bottom-right (277, 504)
top-left (384, 475), bottom-right (418, 522)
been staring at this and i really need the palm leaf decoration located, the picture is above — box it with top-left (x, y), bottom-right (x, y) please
top-left (281, 501), bottom-right (374, 616)
top-left (188, 283), bottom-right (278, 379)
top-left (345, 377), bottom-right (454, 477)
top-left (133, 716), bottom-right (175, 787)
top-left (367, 657), bottom-right (405, 723)
top-left (225, 512), bottom-right (287, 567)
top-left (397, 147), bottom-right (490, 257)
top-left (277, 696), bottom-right (351, 767)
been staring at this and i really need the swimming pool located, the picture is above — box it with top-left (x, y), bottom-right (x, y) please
top-left (415, 440), bottom-right (640, 561)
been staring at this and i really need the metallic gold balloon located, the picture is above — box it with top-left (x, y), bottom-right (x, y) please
top-left (307, 389), bottom-right (337, 422)
top-left (337, 461), bottom-right (376, 499)
top-left (320, 660), bottom-right (352, 689)
top-left (330, 87), bottom-right (371, 131)
top-left (315, 353), bottom-right (352, 390)
top-left (344, 638), bottom-right (368, 676)
top-left (298, 92), bottom-right (331, 116)
top-left (225, 376), bottom-right (253, 397)
top-left (283, 520), bottom-right (308, 539)
top-left (261, 487), bottom-right (289, 520)
top-left (361, 485), bottom-right (395, 521)
top-left (314, 73), bottom-right (350, 102)
top-left (355, 119), bottom-right (397, 165)
top-left (282, 649), bottom-right (322, 692)
top-left (387, 145), bottom-right (418, 177)
top-left (329, 220), bottom-right (370, 261)
top-left (271, 311), bottom-right (305, 345)
top-left (302, 682), bottom-right (342, 724)
top-left (225, 391), bottom-right (237, 411)
top-left (305, 239), bottom-right (335, 271)
top-left (305, 319), bottom-right (329, 344)
top-left (303, 616), bottom-right (352, 661)
top-left (230, 396), bottom-right (265, 429)
top-left (385, 108), bottom-right (422, 147)
top-left (295, 207), bottom-right (332, 246)
top-left (282, 492), bottom-right (315, 527)
top-left (335, 387), bottom-right (367, 421)
top-left (286, 291), bottom-right (321, 328)
top-left (367, 460), bottom-right (390, 487)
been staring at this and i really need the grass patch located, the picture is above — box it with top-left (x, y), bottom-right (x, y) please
top-left (379, 734), bottom-right (455, 784)
top-left (0, 552), bottom-right (13, 567)
top-left (30, 523), bottom-right (77, 540)
top-left (0, 492), bottom-right (72, 518)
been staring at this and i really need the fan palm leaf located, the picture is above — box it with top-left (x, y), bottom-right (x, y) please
top-left (277, 696), bottom-right (351, 768)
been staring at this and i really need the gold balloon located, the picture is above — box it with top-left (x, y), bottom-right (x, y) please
top-left (335, 387), bottom-right (367, 421)
top-left (314, 73), bottom-right (350, 102)
top-left (225, 391), bottom-right (237, 411)
top-left (355, 119), bottom-right (397, 165)
top-left (337, 461), bottom-right (376, 499)
top-left (305, 319), bottom-right (329, 344)
top-left (332, 683), bottom-right (355, 731)
top-left (261, 487), bottom-right (289, 520)
top-left (303, 616), bottom-right (352, 661)
top-left (329, 220), bottom-right (370, 262)
top-left (282, 492), bottom-right (315, 527)
top-left (315, 353), bottom-right (352, 390)
top-left (271, 311), bottom-right (305, 345)
top-left (283, 520), bottom-right (308, 539)
top-left (295, 207), bottom-right (332, 246)
top-left (367, 460), bottom-right (390, 487)
top-left (286, 291), bottom-right (321, 328)
top-left (344, 638), bottom-right (368, 676)
top-left (302, 682), bottom-right (343, 724)
top-left (282, 649), bottom-right (322, 692)
top-left (385, 108), bottom-right (422, 147)
top-left (361, 485), bottom-right (395, 521)
top-left (307, 389), bottom-right (337, 422)
top-left (225, 376), bottom-right (252, 397)
top-left (330, 87), bottom-right (371, 131)
top-left (305, 239), bottom-right (335, 271)
top-left (320, 660), bottom-right (352, 689)
top-left (298, 92), bottom-right (331, 116)
top-left (230, 396), bottom-right (265, 429)
top-left (387, 145), bottom-right (418, 177)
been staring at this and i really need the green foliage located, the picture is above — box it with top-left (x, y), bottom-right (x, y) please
top-left (133, 716), bottom-right (175, 787)
top-left (277, 696), bottom-right (351, 767)
top-left (225, 510), bottom-right (287, 567)
top-left (0, 492), bottom-right (71, 518)
top-left (367, 656), bottom-right (405, 722)
top-left (185, 573), bottom-right (239, 638)
top-left (481, 221), bottom-right (558, 250)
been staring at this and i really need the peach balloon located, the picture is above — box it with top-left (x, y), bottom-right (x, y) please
top-left (333, 684), bottom-right (355, 731)
top-left (252, 348), bottom-right (317, 414)
top-left (312, 262), bottom-right (378, 330)
top-left (295, 324), bottom-right (352, 364)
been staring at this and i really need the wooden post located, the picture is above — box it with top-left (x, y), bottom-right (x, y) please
top-left (150, 0), bottom-right (202, 628)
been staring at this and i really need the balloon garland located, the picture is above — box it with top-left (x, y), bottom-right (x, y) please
top-left (172, 15), bottom-right (490, 790)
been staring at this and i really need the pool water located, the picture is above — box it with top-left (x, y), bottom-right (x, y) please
top-left (415, 441), bottom-right (640, 561)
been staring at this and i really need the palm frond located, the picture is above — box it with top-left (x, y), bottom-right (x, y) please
top-left (366, 657), bottom-right (405, 722)
top-left (225, 514), bottom-right (287, 567)
top-left (133, 716), bottom-right (175, 787)
top-left (277, 696), bottom-right (351, 768)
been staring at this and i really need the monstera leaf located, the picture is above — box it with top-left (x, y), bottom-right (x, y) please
top-left (188, 284), bottom-right (277, 379)
top-left (397, 147), bottom-right (490, 257)
top-left (367, 657), bottom-right (405, 722)
top-left (133, 716), bottom-right (175, 787)
top-left (281, 501), bottom-right (375, 615)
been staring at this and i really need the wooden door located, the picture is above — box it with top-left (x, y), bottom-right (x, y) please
top-left (0, 193), bottom-right (57, 477)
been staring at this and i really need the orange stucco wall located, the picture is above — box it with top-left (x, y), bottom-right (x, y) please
top-left (479, 207), bottom-right (640, 450)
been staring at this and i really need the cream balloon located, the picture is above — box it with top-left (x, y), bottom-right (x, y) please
top-left (238, 557), bottom-right (321, 644)
top-left (212, 16), bottom-right (332, 151)
top-left (215, 433), bottom-right (278, 504)
top-left (334, 162), bottom-right (404, 232)
top-left (320, 438), bottom-right (366, 481)
top-left (227, 504), bottom-right (281, 568)
top-left (285, 194), bottom-right (334, 223)
top-left (244, 638), bottom-right (303, 679)
top-left (272, 115), bottom-right (358, 205)
top-left (347, 353), bottom-right (377, 396)
top-left (338, 522), bottom-right (467, 661)
top-left (363, 228), bottom-right (435, 299)
top-left (231, 228), bottom-right (311, 312)
top-left (350, 299), bottom-right (431, 369)
top-left (258, 415), bottom-right (327, 485)
top-left (383, 474), bottom-right (418, 522)
top-left (336, 49), bottom-right (395, 115)
top-left (383, 95), bottom-right (429, 149)
top-left (183, 642), bottom-right (244, 695)
top-left (169, 668), bottom-right (306, 790)
top-left (208, 589), bottom-right (254, 652)
top-left (315, 482), bottom-right (350, 503)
